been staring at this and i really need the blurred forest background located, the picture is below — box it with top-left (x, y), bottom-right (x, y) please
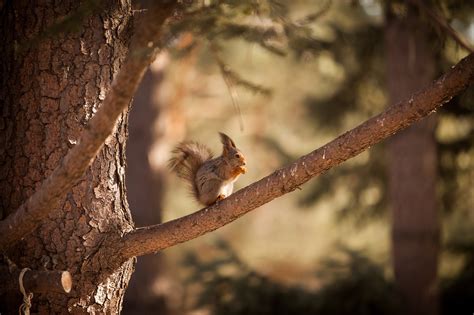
top-left (123, 0), bottom-right (474, 314)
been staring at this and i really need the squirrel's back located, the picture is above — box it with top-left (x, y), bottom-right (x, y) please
top-left (168, 141), bottom-right (214, 196)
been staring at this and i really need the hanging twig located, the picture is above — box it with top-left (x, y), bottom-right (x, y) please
top-left (409, 0), bottom-right (474, 53)
top-left (209, 42), bottom-right (272, 131)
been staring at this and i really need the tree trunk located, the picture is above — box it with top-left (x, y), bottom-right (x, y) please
top-left (123, 50), bottom-right (190, 314)
top-left (122, 64), bottom-right (169, 314)
top-left (386, 2), bottom-right (439, 315)
top-left (0, 1), bottom-right (135, 313)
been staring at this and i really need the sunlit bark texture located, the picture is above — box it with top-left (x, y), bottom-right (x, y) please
top-left (386, 3), bottom-right (439, 315)
top-left (0, 1), bottom-right (134, 313)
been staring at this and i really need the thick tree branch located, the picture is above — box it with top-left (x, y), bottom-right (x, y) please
top-left (118, 52), bottom-right (474, 261)
top-left (0, 2), bottom-right (178, 250)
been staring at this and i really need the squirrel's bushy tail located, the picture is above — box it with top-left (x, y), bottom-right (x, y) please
top-left (168, 141), bottom-right (213, 193)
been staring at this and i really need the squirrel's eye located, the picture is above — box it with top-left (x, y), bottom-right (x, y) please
top-left (235, 153), bottom-right (241, 158)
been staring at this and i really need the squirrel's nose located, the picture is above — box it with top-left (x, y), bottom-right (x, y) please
top-left (242, 160), bottom-right (246, 165)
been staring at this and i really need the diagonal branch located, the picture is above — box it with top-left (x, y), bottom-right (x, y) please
top-left (0, 2), bottom-right (178, 251)
top-left (117, 52), bottom-right (474, 262)
top-left (408, 0), bottom-right (474, 53)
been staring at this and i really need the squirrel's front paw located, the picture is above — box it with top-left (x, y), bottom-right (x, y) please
top-left (216, 194), bottom-right (226, 202)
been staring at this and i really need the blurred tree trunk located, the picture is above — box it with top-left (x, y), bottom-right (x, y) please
top-left (123, 37), bottom-right (193, 314)
top-left (122, 59), bottom-right (170, 314)
top-left (122, 12), bottom-right (177, 315)
top-left (0, 1), bottom-right (136, 313)
top-left (386, 2), bottom-right (439, 315)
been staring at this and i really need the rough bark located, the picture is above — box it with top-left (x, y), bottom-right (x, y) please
top-left (386, 3), bottom-right (439, 315)
top-left (0, 1), bottom-right (176, 251)
top-left (110, 52), bottom-right (473, 268)
top-left (0, 1), bottom-right (175, 313)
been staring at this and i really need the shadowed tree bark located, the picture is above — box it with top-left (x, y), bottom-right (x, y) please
top-left (0, 0), bottom-right (473, 313)
top-left (386, 3), bottom-right (439, 315)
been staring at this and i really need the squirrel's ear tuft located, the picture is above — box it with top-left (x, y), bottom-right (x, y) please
top-left (219, 132), bottom-right (236, 149)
